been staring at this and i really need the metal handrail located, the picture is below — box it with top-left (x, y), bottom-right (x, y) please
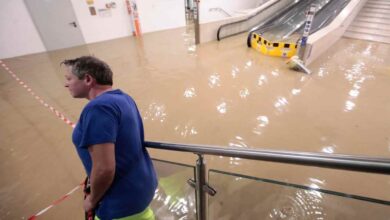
top-left (146, 141), bottom-right (390, 220)
top-left (209, 7), bottom-right (232, 17)
top-left (146, 141), bottom-right (390, 175)
top-left (217, 0), bottom-right (284, 41)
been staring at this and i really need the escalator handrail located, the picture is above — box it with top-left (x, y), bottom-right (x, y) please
top-left (299, 0), bottom-right (351, 36)
top-left (248, 0), bottom-right (345, 47)
top-left (217, 0), bottom-right (283, 41)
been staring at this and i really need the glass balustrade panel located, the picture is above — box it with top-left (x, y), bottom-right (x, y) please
top-left (151, 159), bottom-right (197, 220)
top-left (208, 169), bottom-right (390, 220)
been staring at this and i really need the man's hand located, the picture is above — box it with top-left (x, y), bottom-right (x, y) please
top-left (83, 194), bottom-right (96, 213)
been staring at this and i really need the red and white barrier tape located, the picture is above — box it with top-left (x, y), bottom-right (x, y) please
top-left (27, 182), bottom-right (84, 220)
top-left (0, 60), bottom-right (83, 218)
top-left (0, 60), bottom-right (76, 128)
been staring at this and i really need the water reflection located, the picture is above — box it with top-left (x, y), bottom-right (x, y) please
top-left (228, 136), bottom-right (248, 148)
top-left (229, 157), bottom-right (241, 166)
top-left (362, 44), bottom-right (372, 56)
top-left (208, 73), bottom-right (221, 88)
top-left (358, 43), bottom-right (384, 63)
top-left (174, 123), bottom-right (198, 138)
top-left (299, 75), bottom-right (308, 82)
top-left (143, 102), bottom-right (167, 122)
top-left (317, 66), bottom-right (329, 78)
top-left (321, 145), bottom-right (335, 154)
top-left (257, 74), bottom-right (268, 86)
top-left (231, 66), bottom-right (240, 78)
top-left (239, 88), bottom-right (250, 99)
top-left (258, 116), bottom-right (270, 127)
top-left (258, 69), bottom-right (308, 118)
top-left (187, 45), bottom-right (196, 53)
top-left (309, 178), bottom-right (325, 186)
top-left (344, 61), bottom-right (366, 82)
top-left (291, 88), bottom-right (301, 95)
top-left (183, 21), bottom-right (196, 55)
top-left (183, 87), bottom-right (196, 98)
top-left (244, 60), bottom-right (253, 69)
top-left (271, 70), bottom-right (280, 77)
top-left (349, 89), bottom-right (359, 97)
top-left (320, 137), bottom-right (337, 154)
top-left (274, 96), bottom-right (289, 113)
top-left (253, 115), bottom-right (270, 135)
top-left (342, 61), bottom-right (375, 112)
top-left (344, 100), bottom-right (356, 112)
top-left (216, 101), bottom-right (227, 114)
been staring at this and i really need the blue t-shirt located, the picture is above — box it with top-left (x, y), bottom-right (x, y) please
top-left (72, 89), bottom-right (157, 220)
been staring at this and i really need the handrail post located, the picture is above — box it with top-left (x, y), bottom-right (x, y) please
top-left (194, 0), bottom-right (200, 44)
top-left (195, 154), bottom-right (207, 220)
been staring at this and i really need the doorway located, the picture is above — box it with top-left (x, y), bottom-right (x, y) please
top-left (24, 0), bottom-right (86, 51)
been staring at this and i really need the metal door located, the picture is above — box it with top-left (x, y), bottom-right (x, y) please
top-left (24, 0), bottom-right (85, 51)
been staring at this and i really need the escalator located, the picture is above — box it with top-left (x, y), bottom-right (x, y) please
top-left (247, 0), bottom-right (350, 57)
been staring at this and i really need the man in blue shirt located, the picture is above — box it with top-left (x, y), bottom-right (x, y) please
top-left (62, 56), bottom-right (157, 220)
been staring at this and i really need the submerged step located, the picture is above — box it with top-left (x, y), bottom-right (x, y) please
top-left (351, 21), bottom-right (390, 31)
top-left (355, 17), bottom-right (390, 25)
top-left (347, 26), bottom-right (390, 37)
top-left (362, 8), bottom-right (390, 14)
top-left (365, 4), bottom-right (390, 10)
top-left (368, 0), bottom-right (390, 5)
top-left (359, 12), bottom-right (390, 20)
top-left (368, 0), bottom-right (390, 3)
top-left (344, 31), bottom-right (390, 44)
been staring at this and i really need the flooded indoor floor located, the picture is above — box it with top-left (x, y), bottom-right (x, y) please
top-left (1, 26), bottom-right (390, 219)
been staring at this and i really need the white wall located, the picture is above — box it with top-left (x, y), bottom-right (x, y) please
top-left (70, 0), bottom-right (133, 44)
top-left (0, 0), bottom-right (45, 59)
top-left (0, 0), bottom-right (187, 59)
top-left (200, 0), bottom-right (267, 23)
top-left (137, 0), bottom-right (186, 33)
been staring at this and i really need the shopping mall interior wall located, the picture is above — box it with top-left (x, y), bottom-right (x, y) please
top-left (0, 0), bottom-right (187, 59)
top-left (137, 0), bottom-right (186, 33)
top-left (199, 0), bottom-right (269, 22)
top-left (70, 0), bottom-right (133, 44)
top-left (0, 0), bottom-right (46, 59)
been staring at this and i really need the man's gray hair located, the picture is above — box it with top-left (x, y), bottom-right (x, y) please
top-left (61, 56), bottom-right (113, 86)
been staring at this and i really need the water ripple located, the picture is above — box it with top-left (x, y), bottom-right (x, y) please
top-left (143, 102), bottom-right (167, 122)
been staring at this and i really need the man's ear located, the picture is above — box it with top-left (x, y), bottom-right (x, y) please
top-left (84, 74), bottom-right (95, 85)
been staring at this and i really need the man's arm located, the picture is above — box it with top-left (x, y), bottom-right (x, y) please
top-left (84, 142), bottom-right (115, 212)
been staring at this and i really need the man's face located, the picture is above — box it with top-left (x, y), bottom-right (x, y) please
top-left (64, 67), bottom-right (88, 98)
